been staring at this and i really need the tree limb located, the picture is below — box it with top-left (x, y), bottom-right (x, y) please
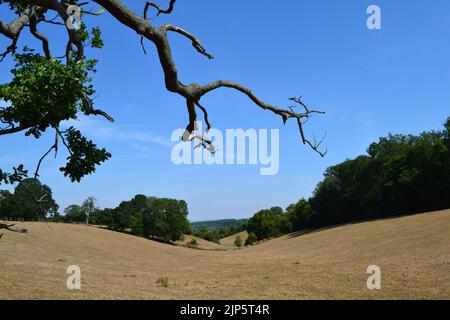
top-left (145, 0), bottom-right (177, 17)
top-left (29, 9), bottom-right (53, 59)
top-left (164, 24), bottom-right (214, 59)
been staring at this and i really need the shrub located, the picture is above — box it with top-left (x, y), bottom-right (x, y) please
top-left (245, 232), bottom-right (257, 246)
top-left (234, 235), bottom-right (243, 247)
top-left (156, 277), bottom-right (169, 288)
top-left (188, 238), bottom-right (198, 247)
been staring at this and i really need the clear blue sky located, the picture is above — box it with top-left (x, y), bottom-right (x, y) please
top-left (1, 0), bottom-right (450, 221)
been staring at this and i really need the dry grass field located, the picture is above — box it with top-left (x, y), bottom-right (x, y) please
top-left (1, 209), bottom-right (449, 299)
top-left (175, 234), bottom-right (233, 251)
top-left (219, 231), bottom-right (249, 247)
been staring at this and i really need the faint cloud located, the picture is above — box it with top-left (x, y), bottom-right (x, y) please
top-left (62, 117), bottom-right (172, 147)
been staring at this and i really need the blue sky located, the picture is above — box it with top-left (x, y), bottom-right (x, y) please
top-left (1, 0), bottom-right (450, 221)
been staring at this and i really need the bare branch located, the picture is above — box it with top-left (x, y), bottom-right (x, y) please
top-left (144, 0), bottom-right (177, 18)
top-left (81, 92), bottom-right (115, 122)
top-left (195, 100), bottom-right (212, 131)
top-left (164, 25), bottom-right (214, 59)
top-left (0, 10), bottom-right (31, 39)
top-left (56, 128), bottom-right (73, 156)
top-left (29, 11), bottom-right (52, 59)
top-left (2, 0), bottom-right (326, 161)
top-left (34, 128), bottom-right (59, 178)
top-left (0, 37), bottom-right (18, 62)
top-left (195, 81), bottom-right (327, 156)
top-left (0, 124), bottom-right (31, 136)
top-left (81, 7), bottom-right (106, 16)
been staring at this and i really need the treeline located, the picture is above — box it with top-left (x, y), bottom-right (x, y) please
top-left (88, 195), bottom-right (191, 242)
top-left (0, 180), bottom-right (190, 242)
top-left (192, 219), bottom-right (247, 243)
top-left (246, 117), bottom-right (450, 241)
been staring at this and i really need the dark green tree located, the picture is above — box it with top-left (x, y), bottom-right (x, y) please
top-left (286, 198), bottom-right (313, 230)
top-left (89, 208), bottom-right (113, 227)
top-left (6, 178), bottom-right (59, 220)
top-left (112, 195), bottom-right (147, 235)
top-left (245, 232), bottom-right (257, 246)
top-left (64, 204), bottom-right (86, 223)
top-left (143, 198), bottom-right (190, 242)
top-left (247, 207), bottom-right (282, 241)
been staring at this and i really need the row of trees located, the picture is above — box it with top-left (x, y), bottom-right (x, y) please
top-left (192, 220), bottom-right (247, 243)
top-left (246, 117), bottom-right (450, 241)
top-left (62, 197), bottom-right (98, 224)
top-left (88, 195), bottom-right (191, 242)
top-left (0, 180), bottom-right (190, 242)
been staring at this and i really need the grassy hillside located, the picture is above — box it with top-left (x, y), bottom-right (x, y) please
top-left (175, 235), bottom-right (234, 251)
top-left (1, 210), bottom-right (449, 299)
top-left (219, 231), bottom-right (249, 247)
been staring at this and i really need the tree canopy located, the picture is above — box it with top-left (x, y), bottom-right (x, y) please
top-left (0, 0), bottom-right (325, 186)
top-left (89, 194), bottom-right (190, 242)
top-left (246, 117), bottom-right (450, 240)
top-left (0, 178), bottom-right (58, 220)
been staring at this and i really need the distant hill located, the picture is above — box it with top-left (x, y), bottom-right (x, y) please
top-left (190, 219), bottom-right (247, 232)
top-left (175, 235), bottom-right (235, 251)
top-left (219, 231), bottom-right (249, 247)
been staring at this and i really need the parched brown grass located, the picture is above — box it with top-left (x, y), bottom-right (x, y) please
top-left (175, 234), bottom-right (232, 251)
top-left (219, 231), bottom-right (248, 247)
top-left (1, 209), bottom-right (449, 299)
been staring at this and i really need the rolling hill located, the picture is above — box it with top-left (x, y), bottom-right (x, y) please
top-left (1, 209), bottom-right (449, 299)
top-left (219, 231), bottom-right (249, 247)
top-left (175, 234), bottom-right (233, 251)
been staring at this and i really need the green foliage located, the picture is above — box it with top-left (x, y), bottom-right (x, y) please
top-left (243, 117), bottom-right (450, 239)
top-left (187, 238), bottom-right (198, 248)
top-left (286, 199), bottom-right (313, 231)
top-left (245, 232), bottom-right (257, 246)
top-left (191, 219), bottom-right (248, 234)
top-left (90, 27), bottom-right (104, 49)
top-left (286, 116), bottom-right (450, 231)
top-left (86, 195), bottom-right (191, 242)
top-left (59, 127), bottom-right (111, 182)
top-left (234, 235), bottom-right (243, 247)
top-left (193, 228), bottom-right (220, 244)
top-left (247, 207), bottom-right (284, 241)
top-left (111, 194), bottom-right (147, 235)
top-left (0, 51), bottom-right (95, 138)
top-left (0, 165), bottom-right (27, 185)
top-left (63, 204), bottom-right (87, 223)
top-left (89, 208), bottom-right (113, 226)
top-left (143, 198), bottom-right (191, 242)
top-left (156, 277), bottom-right (169, 288)
top-left (0, 12), bottom-right (107, 185)
top-left (0, 178), bottom-right (58, 220)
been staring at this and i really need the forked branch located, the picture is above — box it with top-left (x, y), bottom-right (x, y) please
top-left (144, 0), bottom-right (177, 17)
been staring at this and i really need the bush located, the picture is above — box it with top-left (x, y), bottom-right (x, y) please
top-left (187, 238), bottom-right (198, 248)
top-left (245, 232), bottom-right (257, 246)
top-left (156, 277), bottom-right (169, 288)
top-left (234, 235), bottom-right (243, 247)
